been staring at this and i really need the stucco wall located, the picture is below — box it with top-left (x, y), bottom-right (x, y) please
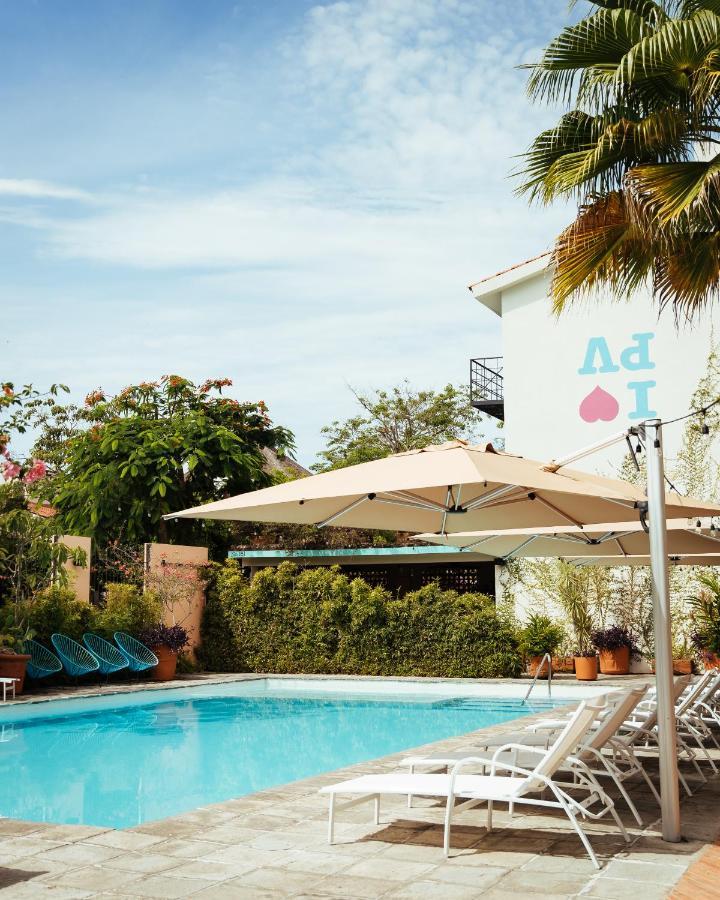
top-left (496, 271), bottom-right (717, 474)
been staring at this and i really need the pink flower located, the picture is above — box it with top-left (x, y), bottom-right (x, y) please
top-left (23, 460), bottom-right (47, 485)
top-left (1, 460), bottom-right (21, 480)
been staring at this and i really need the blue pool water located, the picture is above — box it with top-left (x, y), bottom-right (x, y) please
top-left (0, 682), bottom-right (566, 828)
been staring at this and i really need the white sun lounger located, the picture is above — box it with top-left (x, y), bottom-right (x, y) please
top-left (320, 697), bottom-right (629, 868)
top-left (402, 687), bottom-right (655, 826)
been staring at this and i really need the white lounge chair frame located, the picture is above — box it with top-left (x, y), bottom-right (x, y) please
top-left (321, 698), bottom-right (629, 869)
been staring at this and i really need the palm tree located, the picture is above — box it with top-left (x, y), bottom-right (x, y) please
top-left (517, 0), bottom-right (720, 320)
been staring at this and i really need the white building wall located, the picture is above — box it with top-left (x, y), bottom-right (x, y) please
top-left (496, 271), bottom-right (716, 474)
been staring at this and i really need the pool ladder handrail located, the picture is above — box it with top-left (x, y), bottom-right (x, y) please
top-left (522, 652), bottom-right (552, 704)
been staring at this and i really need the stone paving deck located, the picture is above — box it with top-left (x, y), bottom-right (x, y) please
top-left (0, 674), bottom-right (717, 899)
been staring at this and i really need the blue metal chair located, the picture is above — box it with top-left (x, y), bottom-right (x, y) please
top-left (82, 633), bottom-right (129, 675)
top-left (25, 640), bottom-right (63, 680)
top-left (114, 632), bottom-right (158, 672)
top-left (50, 634), bottom-right (100, 677)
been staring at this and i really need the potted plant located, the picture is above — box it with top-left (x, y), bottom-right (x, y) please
top-left (591, 625), bottom-right (638, 675)
top-left (519, 614), bottom-right (565, 678)
top-left (688, 574), bottom-right (720, 669)
top-left (140, 623), bottom-right (189, 681)
top-left (573, 649), bottom-right (598, 681)
top-left (0, 610), bottom-right (32, 694)
top-left (551, 563), bottom-right (598, 681)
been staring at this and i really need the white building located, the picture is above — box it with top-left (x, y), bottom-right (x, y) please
top-left (468, 253), bottom-right (717, 476)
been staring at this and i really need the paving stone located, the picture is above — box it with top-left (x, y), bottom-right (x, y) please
top-left (44, 864), bottom-right (143, 892)
top-left (311, 873), bottom-right (399, 898)
top-left (150, 838), bottom-right (228, 859)
top-left (423, 864), bottom-right (508, 888)
top-left (115, 874), bottom-right (212, 898)
top-left (0, 836), bottom-right (66, 858)
top-left (165, 859), bottom-right (257, 881)
top-left (41, 842), bottom-right (124, 865)
top-left (282, 849), bottom-right (359, 875)
top-left (490, 869), bottom-right (590, 895)
top-left (342, 857), bottom-right (436, 882)
top-left (86, 830), bottom-right (167, 851)
top-left (603, 858), bottom-right (688, 885)
top-left (104, 852), bottom-right (185, 875)
top-left (240, 866), bottom-right (326, 893)
top-left (192, 882), bottom-right (285, 899)
top-left (385, 880), bottom-right (484, 899)
top-left (583, 875), bottom-right (674, 899)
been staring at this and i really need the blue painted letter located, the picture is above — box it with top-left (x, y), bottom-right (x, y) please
top-left (578, 337), bottom-right (620, 375)
top-left (627, 381), bottom-right (657, 420)
top-left (620, 333), bottom-right (656, 371)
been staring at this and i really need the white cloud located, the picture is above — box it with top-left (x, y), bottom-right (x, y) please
top-left (2, 0), bottom-right (569, 460)
top-left (0, 178), bottom-right (90, 201)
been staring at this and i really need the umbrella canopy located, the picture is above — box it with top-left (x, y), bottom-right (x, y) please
top-left (168, 441), bottom-right (720, 532)
top-left (414, 521), bottom-right (720, 561)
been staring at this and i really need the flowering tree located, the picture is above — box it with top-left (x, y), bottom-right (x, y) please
top-left (47, 376), bottom-right (294, 544)
top-left (0, 381), bottom-right (79, 607)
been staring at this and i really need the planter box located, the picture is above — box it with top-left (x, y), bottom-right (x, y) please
top-left (0, 654), bottom-right (30, 694)
top-left (598, 646), bottom-right (630, 675)
top-left (552, 656), bottom-right (575, 674)
top-left (574, 656), bottom-right (598, 681)
top-left (151, 645), bottom-right (178, 682)
top-left (651, 658), bottom-right (693, 675)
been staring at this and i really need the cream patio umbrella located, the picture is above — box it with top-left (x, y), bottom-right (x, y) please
top-left (413, 521), bottom-right (720, 561)
top-left (168, 441), bottom-right (720, 532)
top-left (168, 436), bottom-right (720, 845)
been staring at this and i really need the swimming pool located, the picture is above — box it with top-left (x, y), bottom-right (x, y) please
top-left (0, 678), bottom-right (604, 828)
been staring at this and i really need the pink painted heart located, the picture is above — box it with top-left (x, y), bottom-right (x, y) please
top-left (579, 386), bottom-right (619, 423)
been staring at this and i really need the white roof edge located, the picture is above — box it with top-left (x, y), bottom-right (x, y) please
top-left (468, 253), bottom-right (551, 316)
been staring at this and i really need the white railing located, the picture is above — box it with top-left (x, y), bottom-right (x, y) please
top-left (522, 652), bottom-right (553, 704)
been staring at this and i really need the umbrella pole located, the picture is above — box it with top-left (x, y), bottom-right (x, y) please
top-left (645, 419), bottom-right (682, 842)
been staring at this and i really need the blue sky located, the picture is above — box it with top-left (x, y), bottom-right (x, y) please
top-left (2, 0), bottom-right (572, 464)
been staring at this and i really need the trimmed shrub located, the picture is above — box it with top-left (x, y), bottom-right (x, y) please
top-left (94, 584), bottom-right (163, 638)
top-left (200, 562), bottom-right (521, 678)
top-left (24, 585), bottom-right (97, 643)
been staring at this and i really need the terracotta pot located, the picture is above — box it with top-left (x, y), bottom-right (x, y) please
top-left (650, 658), bottom-right (694, 675)
top-left (0, 653), bottom-right (30, 694)
top-left (552, 656), bottom-right (575, 674)
top-left (151, 645), bottom-right (178, 682)
top-left (598, 646), bottom-right (630, 675)
top-left (574, 656), bottom-right (598, 681)
top-left (703, 652), bottom-right (720, 670)
top-left (527, 655), bottom-right (551, 678)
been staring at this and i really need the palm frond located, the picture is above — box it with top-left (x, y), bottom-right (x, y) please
top-left (550, 192), bottom-right (655, 311)
top-left (618, 9), bottom-right (720, 89)
top-left (626, 153), bottom-right (720, 223)
top-left (526, 8), bottom-right (652, 105)
top-left (678, 0), bottom-right (720, 15)
top-left (581, 0), bottom-right (669, 26)
top-left (517, 106), bottom-right (692, 203)
top-left (655, 230), bottom-right (720, 316)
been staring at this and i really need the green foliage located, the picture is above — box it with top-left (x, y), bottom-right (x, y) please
top-left (688, 572), bottom-right (720, 652)
top-left (94, 584), bottom-right (162, 638)
top-left (41, 376), bottom-right (293, 545)
top-left (313, 381), bottom-right (485, 472)
top-left (518, 1), bottom-right (720, 318)
top-left (200, 562), bottom-right (521, 678)
top-left (23, 586), bottom-right (96, 644)
top-left (0, 482), bottom-right (80, 606)
top-left (519, 614), bottom-right (566, 658)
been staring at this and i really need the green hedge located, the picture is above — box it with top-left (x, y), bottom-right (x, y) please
top-left (200, 561), bottom-right (521, 678)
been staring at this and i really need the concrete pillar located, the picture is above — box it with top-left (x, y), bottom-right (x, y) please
top-left (144, 543), bottom-right (209, 658)
top-left (60, 535), bottom-right (92, 603)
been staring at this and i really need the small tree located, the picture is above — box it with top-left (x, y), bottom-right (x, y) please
top-left (313, 381), bottom-right (485, 471)
top-left (47, 376), bottom-right (294, 545)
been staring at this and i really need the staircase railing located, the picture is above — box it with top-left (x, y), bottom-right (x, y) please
top-left (522, 652), bottom-right (553, 704)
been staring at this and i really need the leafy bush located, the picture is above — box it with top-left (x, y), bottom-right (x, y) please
top-left (200, 562), bottom-right (521, 678)
top-left (24, 585), bottom-right (96, 643)
top-left (95, 584), bottom-right (162, 637)
top-left (519, 615), bottom-right (565, 658)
